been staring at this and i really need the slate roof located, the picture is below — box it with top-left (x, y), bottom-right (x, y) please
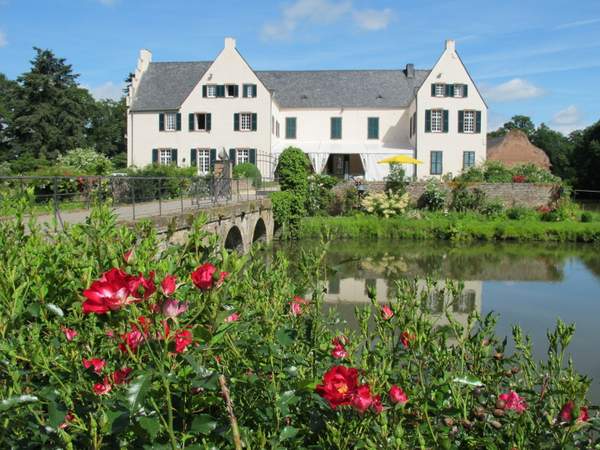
top-left (130, 61), bottom-right (212, 111)
top-left (130, 61), bottom-right (430, 111)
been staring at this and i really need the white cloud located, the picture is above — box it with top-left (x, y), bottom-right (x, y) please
top-left (555, 18), bottom-right (600, 30)
top-left (481, 78), bottom-right (545, 102)
top-left (550, 105), bottom-right (584, 134)
top-left (87, 82), bottom-right (124, 100)
top-left (352, 8), bottom-right (392, 31)
top-left (261, 0), bottom-right (391, 40)
top-left (0, 30), bottom-right (7, 48)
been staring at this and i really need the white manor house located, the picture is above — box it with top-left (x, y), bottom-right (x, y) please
top-left (126, 38), bottom-right (487, 181)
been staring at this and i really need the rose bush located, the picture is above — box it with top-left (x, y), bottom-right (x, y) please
top-left (0, 205), bottom-right (598, 449)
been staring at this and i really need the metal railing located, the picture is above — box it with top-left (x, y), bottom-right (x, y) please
top-left (0, 175), bottom-right (279, 227)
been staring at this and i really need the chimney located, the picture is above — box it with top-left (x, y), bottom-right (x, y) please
top-left (224, 37), bottom-right (236, 50)
top-left (405, 63), bottom-right (415, 79)
top-left (445, 39), bottom-right (456, 51)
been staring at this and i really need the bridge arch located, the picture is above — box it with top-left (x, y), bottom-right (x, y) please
top-left (224, 225), bottom-right (244, 253)
top-left (252, 217), bottom-right (267, 243)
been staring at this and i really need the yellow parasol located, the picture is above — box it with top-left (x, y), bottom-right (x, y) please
top-left (377, 155), bottom-right (423, 164)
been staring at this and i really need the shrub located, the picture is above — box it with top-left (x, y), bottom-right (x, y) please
top-left (271, 190), bottom-right (306, 238)
top-left (57, 147), bottom-right (114, 175)
top-left (233, 162), bottom-right (262, 187)
top-left (506, 206), bottom-right (536, 220)
top-left (384, 164), bottom-right (408, 194)
top-left (125, 165), bottom-right (198, 202)
top-left (483, 161), bottom-right (513, 183)
top-left (361, 191), bottom-right (410, 217)
top-left (581, 212), bottom-right (593, 223)
top-left (450, 184), bottom-right (486, 212)
top-left (512, 163), bottom-right (560, 183)
top-left (480, 199), bottom-right (505, 218)
top-left (276, 147), bottom-right (310, 194)
top-left (306, 174), bottom-right (338, 215)
top-left (421, 180), bottom-right (447, 211)
top-left (459, 166), bottom-right (485, 182)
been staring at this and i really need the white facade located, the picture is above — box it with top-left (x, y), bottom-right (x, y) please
top-left (127, 38), bottom-right (487, 181)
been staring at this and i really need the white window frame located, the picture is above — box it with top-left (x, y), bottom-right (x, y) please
top-left (236, 148), bottom-right (250, 164)
top-left (431, 110), bottom-right (443, 133)
top-left (225, 84), bottom-right (237, 98)
top-left (194, 113), bottom-right (209, 132)
top-left (434, 83), bottom-right (445, 97)
top-left (453, 84), bottom-right (464, 98)
top-left (463, 110), bottom-right (475, 134)
top-left (245, 84), bottom-right (255, 98)
top-left (165, 113), bottom-right (177, 131)
top-left (240, 112), bottom-right (252, 132)
top-left (206, 85), bottom-right (217, 98)
top-left (197, 149), bottom-right (211, 174)
top-left (159, 149), bottom-right (173, 165)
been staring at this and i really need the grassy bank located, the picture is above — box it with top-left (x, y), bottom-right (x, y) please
top-left (299, 213), bottom-right (600, 242)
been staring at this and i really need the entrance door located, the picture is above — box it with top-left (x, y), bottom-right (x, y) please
top-left (331, 154), bottom-right (350, 178)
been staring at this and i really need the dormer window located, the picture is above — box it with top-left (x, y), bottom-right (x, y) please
top-left (434, 83), bottom-right (445, 97)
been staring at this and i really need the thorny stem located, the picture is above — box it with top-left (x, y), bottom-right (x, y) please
top-left (219, 374), bottom-right (242, 450)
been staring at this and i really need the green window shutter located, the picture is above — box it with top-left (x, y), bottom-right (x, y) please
top-left (217, 85), bottom-right (225, 97)
top-left (249, 149), bottom-right (256, 164)
top-left (252, 84), bottom-right (257, 97)
top-left (242, 84), bottom-right (248, 98)
top-left (446, 84), bottom-right (453, 97)
top-left (172, 149), bottom-right (178, 166)
top-left (234, 113), bottom-right (240, 131)
top-left (368, 117), bottom-right (379, 139)
top-left (431, 84), bottom-right (436, 96)
top-left (159, 113), bottom-right (165, 131)
top-left (476, 111), bottom-right (482, 133)
top-left (331, 117), bottom-right (342, 139)
top-left (152, 148), bottom-right (158, 164)
top-left (443, 110), bottom-right (449, 133)
top-left (176, 113), bottom-right (182, 131)
top-left (206, 113), bottom-right (211, 131)
top-left (463, 84), bottom-right (468, 97)
top-left (413, 112), bottom-right (417, 134)
top-left (229, 148), bottom-right (236, 166)
top-left (210, 149), bottom-right (217, 169)
top-left (458, 110), bottom-right (464, 133)
top-left (202, 85), bottom-right (207, 97)
top-left (425, 110), bottom-right (431, 133)
top-left (233, 85), bottom-right (239, 97)
top-left (189, 113), bottom-right (195, 131)
top-left (286, 117), bottom-right (296, 139)
top-left (252, 113), bottom-right (257, 131)
top-left (190, 148), bottom-right (197, 167)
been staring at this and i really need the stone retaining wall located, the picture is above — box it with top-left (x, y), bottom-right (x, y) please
top-left (364, 182), bottom-right (560, 208)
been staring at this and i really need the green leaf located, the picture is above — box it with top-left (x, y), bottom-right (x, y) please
top-left (452, 376), bottom-right (483, 387)
top-left (45, 303), bottom-right (64, 317)
top-left (276, 328), bottom-right (297, 347)
top-left (127, 373), bottom-right (152, 412)
top-left (279, 426), bottom-right (299, 441)
top-left (106, 409), bottom-right (129, 435)
top-left (191, 414), bottom-right (217, 435)
top-left (0, 395), bottom-right (39, 412)
top-left (47, 401), bottom-right (67, 429)
top-left (139, 416), bottom-right (161, 440)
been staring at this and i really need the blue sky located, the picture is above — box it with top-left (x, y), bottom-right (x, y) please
top-left (0, 0), bottom-right (599, 134)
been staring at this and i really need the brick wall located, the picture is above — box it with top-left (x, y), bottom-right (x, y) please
top-left (365, 181), bottom-right (560, 208)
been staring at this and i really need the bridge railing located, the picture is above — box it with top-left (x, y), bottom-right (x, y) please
top-left (0, 175), bottom-right (279, 225)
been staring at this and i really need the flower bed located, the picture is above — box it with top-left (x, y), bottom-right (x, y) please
top-left (0, 206), bottom-right (598, 448)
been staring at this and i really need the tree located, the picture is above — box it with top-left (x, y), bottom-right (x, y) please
top-left (531, 124), bottom-right (575, 183)
top-left (572, 120), bottom-right (600, 189)
top-left (9, 48), bottom-right (96, 163)
top-left (488, 115), bottom-right (536, 138)
top-left (0, 73), bottom-right (18, 154)
top-left (87, 97), bottom-right (126, 158)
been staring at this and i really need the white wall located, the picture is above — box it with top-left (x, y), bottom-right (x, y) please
top-left (415, 40), bottom-right (487, 179)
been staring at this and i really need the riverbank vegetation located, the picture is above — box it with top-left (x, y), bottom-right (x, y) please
top-left (1, 204), bottom-right (599, 448)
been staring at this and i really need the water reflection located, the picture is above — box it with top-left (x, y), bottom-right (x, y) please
top-left (271, 240), bottom-right (600, 401)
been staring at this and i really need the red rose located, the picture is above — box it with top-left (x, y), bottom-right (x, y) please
top-left (118, 325), bottom-right (146, 353)
top-left (174, 329), bottom-right (193, 353)
top-left (82, 269), bottom-right (155, 314)
top-left (351, 385), bottom-right (373, 413)
top-left (389, 385), bottom-right (408, 405)
top-left (316, 365), bottom-right (359, 409)
top-left (92, 377), bottom-right (112, 395)
top-left (381, 305), bottom-right (394, 320)
top-left (161, 275), bottom-right (177, 296)
top-left (82, 358), bottom-right (106, 375)
top-left (191, 263), bottom-right (227, 290)
top-left (224, 312), bottom-right (240, 323)
top-left (559, 400), bottom-right (589, 423)
top-left (400, 331), bottom-right (415, 348)
top-left (331, 337), bottom-right (349, 359)
top-left (112, 367), bottom-right (133, 385)
top-left (290, 296), bottom-right (309, 316)
top-left (371, 395), bottom-right (383, 414)
top-left (58, 411), bottom-right (75, 430)
top-left (499, 390), bottom-right (527, 413)
top-left (129, 272), bottom-right (156, 300)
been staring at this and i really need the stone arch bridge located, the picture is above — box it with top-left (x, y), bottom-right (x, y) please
top-left (131, 198), bottom-right (274, 252)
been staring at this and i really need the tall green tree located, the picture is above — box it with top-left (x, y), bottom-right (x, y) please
top-left (87, 97), bottom-right (126, 158)
top-left (9, 48), bottom-right (96, 163)
top-left (488, 115), bottom-right (536, 138)
top-left (531, 124), bottom-right (576, 183)
top-left (572, 120), bottom-right (600, 189)
top-left (0, 73), bottom-right (18, 154)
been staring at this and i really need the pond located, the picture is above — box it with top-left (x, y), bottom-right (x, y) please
top-left (271, 240), bottom-right (600, 402)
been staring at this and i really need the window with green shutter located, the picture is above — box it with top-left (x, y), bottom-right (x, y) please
top-left (430, 151), bottom-right (443, 175)
top-left (158, 114), bottom-right (165, 131)
top-left (367, 117), bottom-right (379, 139)
top-left (331, 117), bottom-right (342, 139)
top-left (463, 151), bottom-right (475, 170)
top-left (285, 117), bottom-right (297, 139)
top-left (425, 110), bottom-right (432, 133)
top-left (475, 111), bottom-right (482, 133)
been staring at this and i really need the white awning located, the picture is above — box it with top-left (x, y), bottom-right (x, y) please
top-left (271, 141), bottom-right (414, 157)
